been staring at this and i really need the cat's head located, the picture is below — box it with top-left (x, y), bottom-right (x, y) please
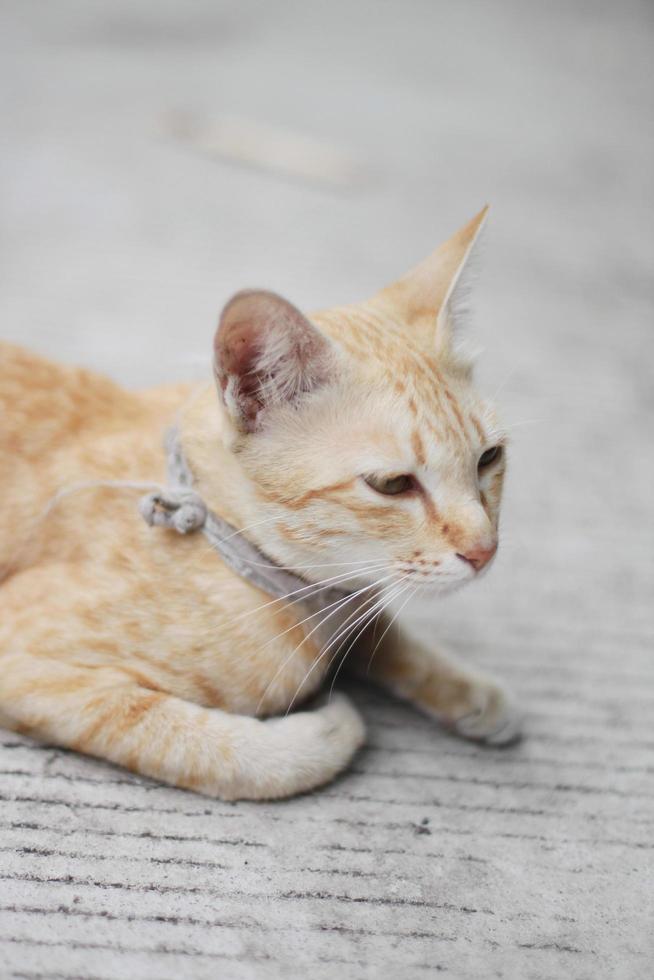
top-left (213, 207), bottom-right (506, 596)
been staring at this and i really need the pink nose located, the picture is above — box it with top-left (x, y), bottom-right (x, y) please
top-left (456, 542), bottom-right (497, 572)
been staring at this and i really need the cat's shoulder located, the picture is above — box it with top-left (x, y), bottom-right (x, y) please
top-left (1, 341), bottom-right (192, 432)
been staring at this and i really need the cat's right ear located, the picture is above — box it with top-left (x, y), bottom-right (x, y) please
top-left (213, 290), bottom-right (334, 433)
top-left (372, 207), bottom-right (488, 366)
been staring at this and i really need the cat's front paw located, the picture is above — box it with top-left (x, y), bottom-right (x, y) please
top-left (450, 678), bottom-right (522, 746)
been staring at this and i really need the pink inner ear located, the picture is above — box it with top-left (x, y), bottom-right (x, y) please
top-left (215, 318), bottom-right (265, 427)
top-left (215, 317), bottom-right (261, 391)
top-left (213, 289), bottom-right (332, 432)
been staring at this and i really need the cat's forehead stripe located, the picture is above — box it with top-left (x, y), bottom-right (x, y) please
top-left (470, 415), bottom-right (486, 442)
top-left (411, 427), bottom-right (427, 467)
top-left (320, 302), bottom-right (492, 452)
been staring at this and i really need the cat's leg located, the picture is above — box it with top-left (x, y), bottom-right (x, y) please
top-left (352, 626), bottom-right (521, 745)
top-left (0, 651), bottom-right (365, 800)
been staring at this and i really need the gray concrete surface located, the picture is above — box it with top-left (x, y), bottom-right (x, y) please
top-left (1, 2), bottom-right (653, 978)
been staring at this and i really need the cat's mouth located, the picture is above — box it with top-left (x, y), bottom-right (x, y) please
top-left (390, 551), bottom-right (496, 596)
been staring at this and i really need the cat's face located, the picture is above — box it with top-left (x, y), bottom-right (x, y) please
top-left (214, 208), bottom-right (505, 597)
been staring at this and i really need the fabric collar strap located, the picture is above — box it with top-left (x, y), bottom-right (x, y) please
top-left (139, 428), bottom-right (349, 610)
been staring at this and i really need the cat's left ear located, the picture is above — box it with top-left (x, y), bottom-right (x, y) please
top-left (373, 206), bottom-right (488, 363)
top-left (213, 290), bottom-right (334, 432)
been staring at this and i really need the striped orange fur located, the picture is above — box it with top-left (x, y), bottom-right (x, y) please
top-left (0, 208), bottom-right (520, 801)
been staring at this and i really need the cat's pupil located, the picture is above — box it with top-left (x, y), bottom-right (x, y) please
top-left (478, 445), bottom-right (502, 469)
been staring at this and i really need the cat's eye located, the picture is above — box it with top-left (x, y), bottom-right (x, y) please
top-left (478, 445), bottom-right (503, 469)
top-left (364, 473), bottom-right (416, 496)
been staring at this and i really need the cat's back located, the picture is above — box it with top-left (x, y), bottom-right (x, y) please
top-left (1, 341), bottom-right (151, 458)
top-left (0, 342), bottom-right (191, 571)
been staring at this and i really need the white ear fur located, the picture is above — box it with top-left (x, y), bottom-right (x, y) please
top-left (372, 206), bottom-right (489, 364)
top-left (435, 213), bottom-right (486, 365)
top-left (214, 290), bottom-right (334, 432)
top-left (436, 215), bottom-right (485, 336)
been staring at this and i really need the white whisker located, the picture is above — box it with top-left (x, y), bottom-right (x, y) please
top-left (173, 560), bottom-right (391, 641)
top-left (285, 575), bottom-right (410, 716)
top-left (254, 569), bottom-right (396, 714)
top-left (502, 418), bottom-right (543, 430)
top-left (366, 585), bottom-right (417, 675)
top-left (257, 568), bottom-right (394, 660)
top-left (328, 581), bottom-right (412, 700)
top-left (235, 555), bottom-right (393, 571)
top-left (219, 513), bottom-right (287, 542)
top-left (489, 368), bottom-right (518, 404)
top-left (227, 561), bottom-right (391, 627)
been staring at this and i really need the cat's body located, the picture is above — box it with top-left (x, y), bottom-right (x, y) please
top-left (0, 209), bottom-right (520, 799)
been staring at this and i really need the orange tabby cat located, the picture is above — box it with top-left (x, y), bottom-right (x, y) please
top-left (0, 208), bottom-right (519, 800)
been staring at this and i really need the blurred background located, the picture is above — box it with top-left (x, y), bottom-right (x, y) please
top-left (1, 2), bottom-right (652, 978)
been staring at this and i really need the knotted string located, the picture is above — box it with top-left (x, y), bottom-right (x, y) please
top-left (138, 428), bottom-right (350, 610)
top-left (139, 488), bottom-right (207, 534)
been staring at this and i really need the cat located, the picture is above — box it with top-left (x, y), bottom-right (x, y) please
top-left (0, 207), bottom-right (520, 801)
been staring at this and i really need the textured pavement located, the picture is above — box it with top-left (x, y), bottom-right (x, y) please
top-left (1, 2), bottom-right (653, 978)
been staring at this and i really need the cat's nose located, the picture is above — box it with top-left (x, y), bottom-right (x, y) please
top-left (456, 542), bottom-right (497, 572)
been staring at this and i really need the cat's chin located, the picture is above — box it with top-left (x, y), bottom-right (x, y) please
top-left (414, 578), bottom-right (473, 598)
top-left (422, 552), bottom-right (497, 597)
top-left (342, 566), bottom-right (479, 600)
top-left (404, 568), bottom-right (480, 598)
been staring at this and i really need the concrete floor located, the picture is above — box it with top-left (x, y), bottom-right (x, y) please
top-left (1, 2), bottom-right (653, 978)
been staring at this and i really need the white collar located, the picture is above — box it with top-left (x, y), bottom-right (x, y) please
top-left (139, 428), bottom-right (351, 611)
